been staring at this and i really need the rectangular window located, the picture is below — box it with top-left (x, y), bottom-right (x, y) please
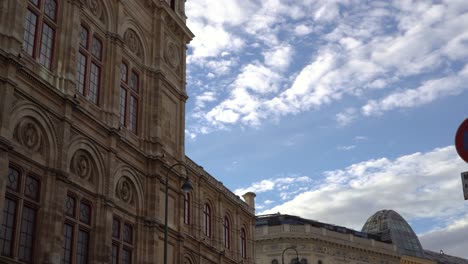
top-left (112, 244), bottom-right (119, 264)
top-left (91, 37), bottom-right (102, 60)
top-left (129, 96), bottom-right (138, 133)
top-left (79, 202), bottom-right (91, 225)
top-left (123, 224), bottom-right (132, 244)
top-left (119, 87), bottom-right (127, 126)
top-left (24, 176), bottom-right (40, 201)
top-left (0, 198), bottom-right (17, 257)
top-left (79, 26), bottom-right (88, 48)
top-left (7, 167), bottom-right (20, 191)
top-left (76, 230), bottom-right (89, 264)
top-left (112, 218), bottom-right (120, 239)
top-left (18, 206), bottom-right (37, 263)
top-left (122, 248), bottom-right (132, 264)
top-left (76, 52), bottom-right (87, 95)
top-left (39, 22), bottom-right (55, 69)
top-left (23, 9), bottom-right (37, 56)
top-left (89, 63), bottom-right (100, 104)
top-left (62, 224), bottom-right (74, 264)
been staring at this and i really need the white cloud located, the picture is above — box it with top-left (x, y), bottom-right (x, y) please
top-left (234, 176), bottom-right (312, 197)
top-left (256, 146), bottom-right (467, 230)
top-left (362, 64), bottom-right (468, 116)
top-left (420, 214), bottom-right (468, 259)
top-left (336, 108), bottom-right (357, 127)
top-left (337, 145), bottom-right (356, 151)
top-left (187, 0), bottom-right (468, 133)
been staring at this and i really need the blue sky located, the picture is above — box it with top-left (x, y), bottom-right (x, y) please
top-left (184, 0), bottom-right (468, 258)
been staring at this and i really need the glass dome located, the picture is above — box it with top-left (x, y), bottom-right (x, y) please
top-left (362, 210), bottom-right (425, 258)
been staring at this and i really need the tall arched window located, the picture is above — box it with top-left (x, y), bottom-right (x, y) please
top-left (240, 227), bottom-right (246, 259)
top-left (203, 203), bottom-right (211, 237)
top-left (0, 166), bottom-right (41, 263)
top-left (76, 23), bottom-right (103, 104)
top-left (223, 216), bottom-right (230, 248)
top-left (112, 216), bottom-right (134, 264)
top-left (183, 193), bottom-right (190, 225)
top-left (23, 0), bottom-right (58, 69)
top-left (119, 62), bottom-right (140, 134)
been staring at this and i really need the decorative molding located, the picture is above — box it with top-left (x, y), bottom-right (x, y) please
top-left (70, 150), bottom-right (94, 181)
top-left (116, 176), bottom-right (135, 205)
top-left (85, 0), bottom-right (105, 23)
top-left (123, 29), bottom-right (143, 60)
top-left (164, 39), bottom-right (180, 69)
top-left (14, 118), bottom-right (43, 153)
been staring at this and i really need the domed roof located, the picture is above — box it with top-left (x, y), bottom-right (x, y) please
top-left (362, 210), bottom-right (425, 258)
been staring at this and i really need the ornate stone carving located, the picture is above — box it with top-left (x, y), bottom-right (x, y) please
top-left (86, 0), bottom-right (105, 23)
top-left (123, 29), bottom-right (143, 59)
top-left (164, 40), bottom-right (180, 69)
top-left (116, 177), bottom-right (134, 205)
top-left (70, 150), bottom-right (93, 181)
top-left (14, 119), bottom-right (42, 152)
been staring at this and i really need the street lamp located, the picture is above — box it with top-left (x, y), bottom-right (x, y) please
top-left (164, 162), bottom-right (193, 264)
top-left (282, 245), bottom-right (300, 264)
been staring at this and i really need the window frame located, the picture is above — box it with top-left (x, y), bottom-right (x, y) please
top-left (223, 216), bottom-right (230, 249)
top-left (0, 165), bottom-right (41, 263)
top-left (22, 0), bottom-right (58, 69)
top-left (62, 192), bottom-right (93, 264)
top-left (76, 22), bottom-right (104, 105)
top-left (183, 193), bottom-right (190, 225)
top-left (119, 61), bottom-right (140, 134)
top-left (111, 216), bottom-right (134, 264)
top-left (203, 203), bottom-right (211, 237)
top-left (240, 227), bottom-right (247, 259)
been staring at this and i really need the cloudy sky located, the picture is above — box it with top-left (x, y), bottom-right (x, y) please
top-left (183, 0), bottom-right (468, 258)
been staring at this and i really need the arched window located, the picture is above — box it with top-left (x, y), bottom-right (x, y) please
top-left (76, 23), bottom-right (103, 105)
top-left (119, 62), bottom-right (140, 133)
top-left (240, 227), bottom-right (246, 259)
top-left (63, 193), bottom-right (93, 264)
top-left (23, 0), bottom-right (58, 69)
top-left (183, 193), bottom-right (190, 224)
top-left (223, 216), bottom-right (230, 248)
top-left (203, 203), bottom-right (211, 237)
top-left (0, 166), bottom-right (41, 263)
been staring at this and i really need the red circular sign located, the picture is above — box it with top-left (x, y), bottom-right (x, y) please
top-left (455, 118), bottom-right (468, 163)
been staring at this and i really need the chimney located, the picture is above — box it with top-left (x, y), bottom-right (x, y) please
top-left (242, 192), bottom-right (256, 210)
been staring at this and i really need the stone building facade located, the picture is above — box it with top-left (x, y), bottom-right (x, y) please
top-left (0, 0), bottom-right (255, 264)
top-left (255, 214), bottom-right (401, 264)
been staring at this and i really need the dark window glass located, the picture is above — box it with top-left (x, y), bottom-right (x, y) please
top-left (7, 168), bottom-right (20, 191)
top-left (79, 26), bottom-right (88, 48)
top-left (183, 193), bottom-right (190, 224)
top-left (30, 0), bottom-right (39, 6)
top-left (79, 202), bottom-right (91, 224)
top-left (76, 230), bottom-right (89, 264)
top-left (62, 224), bottom-right (73, 264)
top-left (24, 176), bottom-right (40, 201)
top-left (65, 196), bottom-right (75, 217)
top-left (223, 216), bottom-right (230, 248)
top-left (0, 198), bottom-right (17, 257)
top-left (121, 63), bottom-right (128, 82)
top-left (44, 0), bottom-right (57, 20)
top-left (119, 87), bottom-right (127, 126)
top-left (123, 248), bottom-right (132, 264)
top-left (240, 228), bottom-right (246, 258)
top-left (91, 37), bottom-right (102, 60)
top-left (112, 244), bottom-right (119, 264)
top-left (23, 9), bottom-right (37, 56)
top-left (76, 52), bottom-right (87, 95)
top-left (112, 218), bottom-right (120, 238)
top-left (130, 72), bottom-right (138, 92)
top-left (129, 96), bottom-right (138, 133)
top-left (18, 206), bottom-right (36, 263)
top-left (39, 22), bottom-right (55, 69)
top-left (203, 204), bottom-right (211, 237)
top-left (123, 224), bottom-right (132, 244)
top-left (88, 63), bottom-right (100, 104)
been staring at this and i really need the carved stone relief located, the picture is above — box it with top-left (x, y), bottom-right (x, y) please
top-left (70, 150), bottom-right (94, 182)
top-left (164, 39), bottom-right (180, 69)
top-left (116, 176), bottom-right (135, 205)
top-left (14, 118), bottom-right (43, 153)
top-left (86, 0), bottom-right (105, 23)
top-left (123, 29), bottom-right (143, 59)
